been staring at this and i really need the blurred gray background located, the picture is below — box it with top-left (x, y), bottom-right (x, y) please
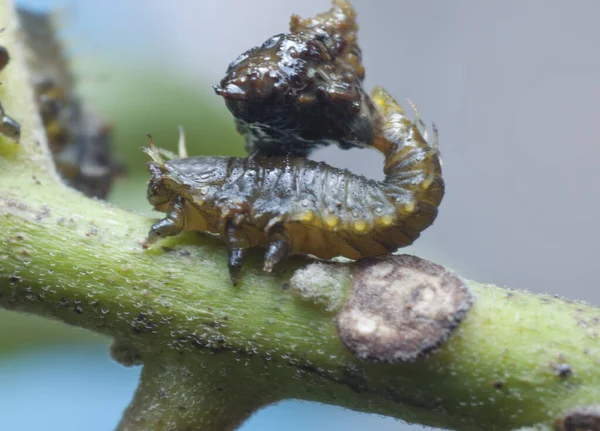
top-left (3, 0), bottom-right (600, 430)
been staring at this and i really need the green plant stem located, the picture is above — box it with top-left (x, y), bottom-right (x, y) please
top-left (115, 353), bottom-right (278, 431)
top-left (5, 179), bottom-right (600, 431)
top-left (1, 1), bottom-right (599, 430)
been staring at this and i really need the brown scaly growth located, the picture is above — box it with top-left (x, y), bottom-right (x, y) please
top-left (144, 87), bottom-right (443, 285)
top-left (18, 8), bottom-right (121, 198)
top-left (214, 0), bottom-right (379, 157)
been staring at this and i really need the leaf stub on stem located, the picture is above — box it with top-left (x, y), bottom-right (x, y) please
top-left (287, 261), bottom-right (351, 313)
top-left (337, 254), bottom-right (473, 362)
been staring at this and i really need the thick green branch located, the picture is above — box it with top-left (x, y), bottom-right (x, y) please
top-left (2, 180), bottom-right (600, 431)
top-left (1, 1), bottom-right (599, 430)
top-left (116, 353), bottom-right (278, 431)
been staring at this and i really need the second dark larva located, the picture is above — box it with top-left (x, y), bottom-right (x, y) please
top-left (145, 88), bottom-right (443, 283)
top-left (17, 8), bottom-right (121, 198)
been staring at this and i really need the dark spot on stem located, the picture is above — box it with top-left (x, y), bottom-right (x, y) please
top-left (85, 222), bottom-right (98, 237)
top-left (8, 275), bottom-right (22, 284)
top-left (492, 380), bottom-right (504, 390)
top-left (34, 205), bottom-right (50, 221)
top-left (555, 363), bottom-right (573, 378)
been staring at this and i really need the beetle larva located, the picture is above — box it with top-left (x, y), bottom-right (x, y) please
top-left (17, 8), bottom-right (121, 198)
top-left (214, 0), bottom-right (379, 157)
top-left (145, 88), bottom-right (443, 284)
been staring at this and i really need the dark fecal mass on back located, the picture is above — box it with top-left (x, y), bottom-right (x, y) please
top-left (214, 0), bottom-right (379, 157)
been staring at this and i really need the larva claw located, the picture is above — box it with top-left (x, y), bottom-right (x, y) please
top-left (264, 239), bottom-right (291, 273)
top-left (146, 218), bottom-right (182, 245)
top-left (228, 248), bottom-right (247, 286)
top-left (145, 196), bottom-right (185, 246)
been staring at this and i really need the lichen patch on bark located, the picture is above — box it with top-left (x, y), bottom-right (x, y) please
top-left (337, 254), bottom-right (473, 362)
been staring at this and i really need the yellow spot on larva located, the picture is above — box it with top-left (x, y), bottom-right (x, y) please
top-left (325, 215), bottom-right (339, 228)
top-left (403, 201), bottom-right (415, 213)
top-left (421, 177), bottom-right (433, 190)
top-left (302, 211), bottom-right (315, 222)
top-left (353, 220), bottom-right (367, 232)
top-left (378, 215), bottom-right (393, 226)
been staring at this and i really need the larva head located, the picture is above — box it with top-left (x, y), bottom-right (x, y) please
top-left (144, 140), bottom-right (172, 210)
top-left (144, 135), bottom-right (229, 211)
top-left (214, 0), bottom-right (377, 155)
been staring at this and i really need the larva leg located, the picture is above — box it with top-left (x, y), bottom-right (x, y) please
top-left (146, 196), bottom-right (185, 245)
top-left (263, 229), bottom-right (291, 273)
top-left (227, 249), bottom-right (247, 286)
top-left (223, 220), bottom-right (250, 286)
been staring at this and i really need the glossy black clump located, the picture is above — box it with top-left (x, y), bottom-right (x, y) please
top-left (214, 0), bottom-right (379, 157)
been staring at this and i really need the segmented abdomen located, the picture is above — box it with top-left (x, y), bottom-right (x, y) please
top-left (204, 155), bottom-right (425, 260)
